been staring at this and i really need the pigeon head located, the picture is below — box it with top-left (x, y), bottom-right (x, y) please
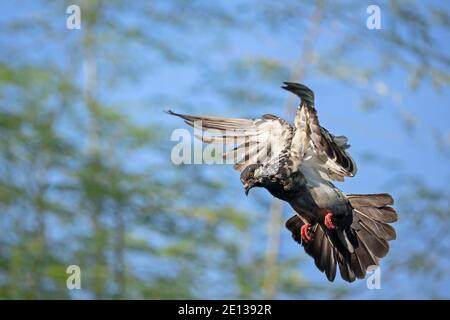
top-left (281, 82), bottom-right (315, 107)
top-left (240, 164), bottom-right (262, 195)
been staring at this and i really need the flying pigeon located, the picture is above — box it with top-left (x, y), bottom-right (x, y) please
top-left (166, 82), bottom-right (397, 282)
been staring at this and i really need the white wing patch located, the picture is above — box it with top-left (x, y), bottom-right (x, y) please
top-left (167, 110), bottom-right (294, 172)
top-left (292, 104), bottom-right (357, 182)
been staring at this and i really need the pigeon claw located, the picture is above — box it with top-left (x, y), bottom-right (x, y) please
top-left (324, 211), bottom-right (336, 230)
top-left (300, 223), bottom-right (313, 243)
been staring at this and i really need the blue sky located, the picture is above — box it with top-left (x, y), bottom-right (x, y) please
top-left (1, 0), bottom-right (449, 299)
top-left (156, 1), bottom-right (450, 298)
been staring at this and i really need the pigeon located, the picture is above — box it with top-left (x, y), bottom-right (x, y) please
top-left (166, 82), bottom-right (397, 282)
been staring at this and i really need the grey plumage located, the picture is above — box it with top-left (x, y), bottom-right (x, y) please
top-left (166, 82), bottom-right (397, 283)
top-left (165, 110), bottom-right (293, 172)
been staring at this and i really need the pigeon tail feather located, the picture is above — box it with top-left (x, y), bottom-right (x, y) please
top-left (285, 193), bottom-right (397, 283)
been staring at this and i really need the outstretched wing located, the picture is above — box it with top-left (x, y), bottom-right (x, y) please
top-left (282, 82), bottom-right (357, 181)
top-left (297, 103), bottom-right (357, 181)
top-left (166, 110), bottom-right (293, 172)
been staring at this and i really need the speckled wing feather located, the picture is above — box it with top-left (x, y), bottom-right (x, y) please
top-left (166, 110), bottom-right (294, 172)
top-left (282, 82), bottom-right (357, 181)
top-left (303, 105), bottom-right (357, 181)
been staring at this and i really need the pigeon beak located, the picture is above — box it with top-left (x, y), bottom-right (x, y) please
top-left (244, 184), bottom-right (253, 196)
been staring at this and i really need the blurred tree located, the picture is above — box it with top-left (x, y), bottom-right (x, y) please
top-left (0, 0), bottom-right (449, 299)
top-left (0, 0), bottom-right (252, 298)
top-left (202, 0), bottom-right (450, 298)
top-left (0, 0), bottom-right (308, 299)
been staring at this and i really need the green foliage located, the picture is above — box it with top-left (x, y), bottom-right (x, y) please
top-left (0, 0), bottom-right (449, 299)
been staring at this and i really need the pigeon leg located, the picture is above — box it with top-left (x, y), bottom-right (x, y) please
top-left (300, 223), bottom-right (313, 243)
top-left (324, 211), bottom-right (336, 230)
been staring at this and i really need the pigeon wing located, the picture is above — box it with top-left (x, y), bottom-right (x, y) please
top-left (166, 110), bottom-right (293, 172)
top-left (294, 103), bottom-right (357, 182)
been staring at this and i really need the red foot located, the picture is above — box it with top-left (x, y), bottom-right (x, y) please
top-left (300, 223), bottom-right (312, 243)
top-left (324, 211), bottom-right (335, 230)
